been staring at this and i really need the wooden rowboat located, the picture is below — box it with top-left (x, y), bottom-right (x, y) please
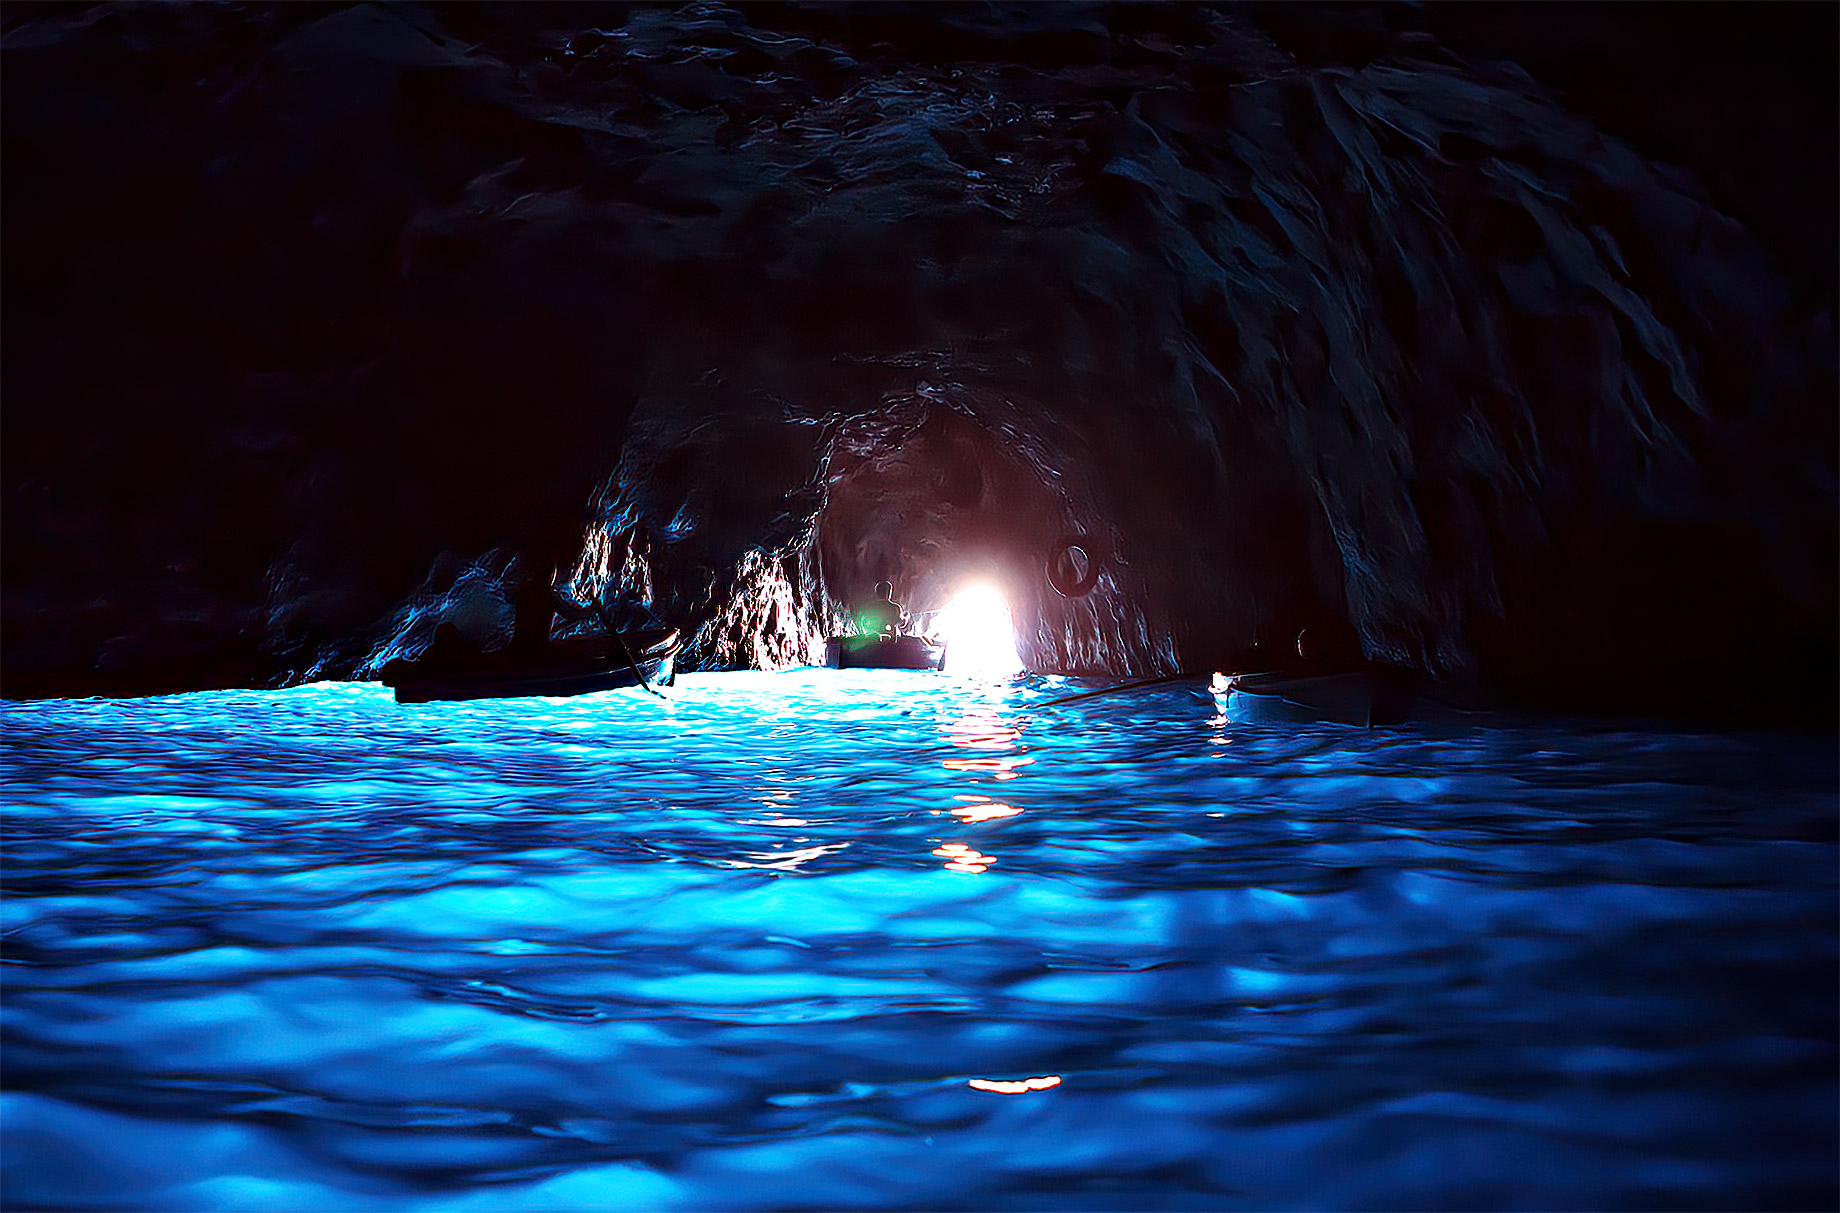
top-left (380, 628), bottom-right (680, 704)
top-left (822, 634), bottom-right (947, 671)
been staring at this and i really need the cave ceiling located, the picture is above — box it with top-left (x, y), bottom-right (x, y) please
top-left (2, 2), bottom-right (1834, 719)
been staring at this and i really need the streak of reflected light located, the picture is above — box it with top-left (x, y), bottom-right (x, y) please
top-left (951, 801), bottom-right (1022, 823)
top-left (935, 707), bottom-right (1024, 864)
top-left (726, 842), bottom-right (849, 871)
top-left (968, 1075), bottom-right (1062, 1094)
top-left (944, 709), bottom-right (1023, 746)
top-left (941, 755), bottom-right (1034, 776)
top-left (933, 842), bottom-right (996, 873)
top-left (1207, 672), bottom-right (1235, 756)
top-left (944, 723), bottom-right (1023, 749)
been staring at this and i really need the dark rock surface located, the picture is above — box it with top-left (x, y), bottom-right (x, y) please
top-left (4, 2), bottom-right (1834, 722)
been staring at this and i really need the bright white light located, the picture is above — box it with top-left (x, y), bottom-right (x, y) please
top-left (933, 585), bottom-right (1023, 678)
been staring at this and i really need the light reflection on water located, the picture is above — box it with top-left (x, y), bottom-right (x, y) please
top-left (2, 670), bottom-right (1836, 1210)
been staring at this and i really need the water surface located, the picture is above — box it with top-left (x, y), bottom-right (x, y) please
top-left (4, 672), bottom-right (1835, 1209)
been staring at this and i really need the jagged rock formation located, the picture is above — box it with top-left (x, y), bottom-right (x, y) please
top-left (4, 2), bottom-right (1834, 721)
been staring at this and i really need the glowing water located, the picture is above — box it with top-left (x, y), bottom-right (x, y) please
top-left (3, 673), bottom-right (1834, 1210)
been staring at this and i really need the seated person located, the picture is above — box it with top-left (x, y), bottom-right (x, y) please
top-left (511, 564), bottom-right (596, 653)
top-left (422, 621), bottom-right (473, 667)
top-left (856, 581), bottom-right (907, 636)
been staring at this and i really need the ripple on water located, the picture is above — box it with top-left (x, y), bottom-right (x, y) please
top-left (2, 671), bottom-right (1835, 1210)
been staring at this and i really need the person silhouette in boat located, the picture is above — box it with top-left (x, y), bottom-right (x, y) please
top-left (423, 621), bottom-right (472, 668)
top-left (856, 581), bottom-right (907, 637)
top-left (511, 561), bottom-right (596, 655)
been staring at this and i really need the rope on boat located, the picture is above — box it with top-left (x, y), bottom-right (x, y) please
top-left (588, 597), bottom-right (669, 700)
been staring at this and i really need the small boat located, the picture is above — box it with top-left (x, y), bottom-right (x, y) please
top-left (381, 628), bottom-right (680, 704)
top-left (1216, 670), bottom-right (1475, 728)
top-left (823, 633), bottom-right (947, 671)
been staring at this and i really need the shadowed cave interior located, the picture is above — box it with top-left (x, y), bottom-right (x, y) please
top-left (3, 1), bottom-right (1835, 724)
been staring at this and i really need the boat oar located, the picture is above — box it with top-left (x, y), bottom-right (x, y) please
top-left (583, 595), bottom-right (668, 700)
top-left (1030, 672), bottom-right (1196, 709)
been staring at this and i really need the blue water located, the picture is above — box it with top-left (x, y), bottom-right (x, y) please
top-left (3, 672), bottom-right (1835, 1210)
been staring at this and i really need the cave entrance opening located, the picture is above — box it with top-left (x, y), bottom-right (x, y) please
top-left (812, 404), bottom-right (1064, 676)
top-left (933, 584), bottom-right (1022, 678)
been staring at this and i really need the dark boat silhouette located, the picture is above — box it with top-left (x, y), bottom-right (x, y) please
top-left (1217, 670), bottom-right (1477, 727)
top-left (822, 633), bottom-right (947, 671)
top-left (381, 628), bottom-right (680, 704)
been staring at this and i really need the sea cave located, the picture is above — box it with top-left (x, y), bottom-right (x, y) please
top-left (3, 4), bottom-right (1835, 1209)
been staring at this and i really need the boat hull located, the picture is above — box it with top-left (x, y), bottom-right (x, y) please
top-left (381, 630), bottom-right (679, 704)
top-left (823, 634), bottom-right (947, 671)
top-left (1219, 670), bottom-right (1475, 728)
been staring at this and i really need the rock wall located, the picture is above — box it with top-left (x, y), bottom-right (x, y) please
top-left (4, 3), bottom-right (1833, 720)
